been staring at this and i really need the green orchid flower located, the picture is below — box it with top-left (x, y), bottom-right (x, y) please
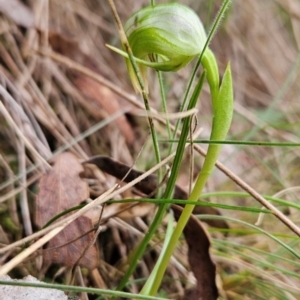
top-left (109, 1), bottom-right (234, 295)
top-left (108, 3), bottom-right (217, 93)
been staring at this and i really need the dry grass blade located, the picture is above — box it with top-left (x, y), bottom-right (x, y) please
top-left (0, 0), bottom-right (34, 28)
top-left (1, 0), bottom-right (300, 298)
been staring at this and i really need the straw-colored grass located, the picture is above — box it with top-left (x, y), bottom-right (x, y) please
top-left (0, 0), bottom-right (300, 299)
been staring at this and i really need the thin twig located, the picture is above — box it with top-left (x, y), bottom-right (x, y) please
top-left (197, 146), bottom-right (300, 236)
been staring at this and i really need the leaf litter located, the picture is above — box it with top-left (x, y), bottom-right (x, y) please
top-left (0, 0), bottom-right (299, 299)
top-left (35, 152), bottom-right (98, 270)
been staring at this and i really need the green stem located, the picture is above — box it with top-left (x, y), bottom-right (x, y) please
top-left (142, 72), bottom-right (206, 294)
top-left (168, 0), bottom-right (231, 155)
top-left (148, 63), bottom-right (233, 296)
top-left (112, 0), bottom-right (232, 293)
top-left (117, 72), bottom-right (206, 292)
top-left (158, 71), bottom-right (172, 140)
top-left (202, 48), bottom-right (219, 104)
top-left (157, 70), bottom-right (171, 198)
top-left (144, 1), bottom-right (233, 294)
top-left (168, 62), bottom-right (199, 155)
top-left (162, 71), bottom-right (206, 201)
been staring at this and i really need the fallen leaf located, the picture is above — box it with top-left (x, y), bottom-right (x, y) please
top-left (43, 215), bottom-right (97, 269)
top-left (74, 76), bottom-right (135, 144)
top-left (0, 0), bottom-right (34, 28)
top-left (172, 205), bottom-right (218, 300)
top-left (49, 32), bottom-right (135, 144)
top-left (35, 152), bottom-right (98, 270)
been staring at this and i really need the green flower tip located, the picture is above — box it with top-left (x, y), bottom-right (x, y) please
top-left (124, 3), bottom-right (207, 92)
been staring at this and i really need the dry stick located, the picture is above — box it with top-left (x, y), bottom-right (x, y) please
top-left (207, 149), bottom-right (300, 236)
top-left (133, 107), bottom-right (199, 121)
top-left (75, 267), bottom-right (89, 300)
top-left (36, 51), bottom-right (300, 237)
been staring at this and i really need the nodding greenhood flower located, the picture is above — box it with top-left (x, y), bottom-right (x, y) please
top-left (123, 3), bottom-right (208, 92)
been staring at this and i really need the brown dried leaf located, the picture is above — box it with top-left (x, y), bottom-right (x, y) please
top-left (35, 152), bottom-right (98, 269)
top-left (48, 32), bottom-right (135, 144)
top-left (44, 215), bottom-right (97, 269)
top-left (172, 205), bottom-right (218, 300)
top-left (74, 76), bottom-right (135, 144)
top-left (0, 0), bottom-right (34, 28)
top-left (35, 153), bottom-right (88, 226)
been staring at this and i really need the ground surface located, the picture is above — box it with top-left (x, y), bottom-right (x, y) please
top-left (0, 1), bottom-right (300, 299)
